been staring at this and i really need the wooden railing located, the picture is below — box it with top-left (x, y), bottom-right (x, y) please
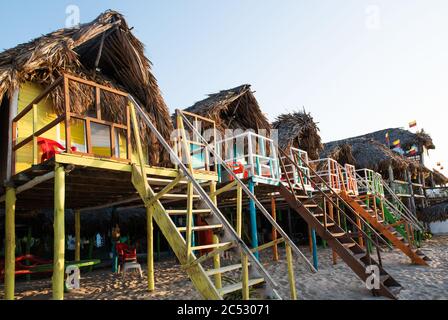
top-left (11, 73), bottom-right (132, 176)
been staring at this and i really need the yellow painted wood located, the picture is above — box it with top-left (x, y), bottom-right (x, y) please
top-left (75, 210), bottom-right (81, 262)
top-left (147, 206), bottom-right (155, 292)
top-left (210, 181), bottom-right (222, 289)
top-left (54, 153), bottom-right (219, 181)
top-left (177, 114), bottom-right (193, 173)
top-left (236, 185), bottom-right (243, 237)
top-left (185, 182), bottom-right (194, 261)
top-left (241, 253), bottom-right (250, 300)
top-left (32, 104), bottom-right (38, 165)
top-left (131, 166), bottom-right (221, 299)
top-left (251, 238), bottom-right (285, 253)
top-left (286, 244), bottom-right (297, 300)
top-left (146, 174), bottom-right (183, 207)
top-left (53, 163), bottom-right (65, 300)
top-left (129, 104), bottom-right (148, 184)
top-left (4, 187), bottom-right (16, 300)
top-left (211, 181), bottom-right (237, 198)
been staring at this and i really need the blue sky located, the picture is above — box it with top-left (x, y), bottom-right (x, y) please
top-left (1, 0), bottom-right (447, 174)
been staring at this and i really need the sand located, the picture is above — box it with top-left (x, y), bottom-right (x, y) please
top-left (2, 235), bottom-right (447, 300)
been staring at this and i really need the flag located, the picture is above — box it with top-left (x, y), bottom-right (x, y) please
top-left (407, 145), bottom-right (418, 156)
top-left (437, 162), bottom-right (441, 167)
top-left (393, 139), bottom-right (401, 148)
top-left (409, 120), bottom-right (417, 128)
top-left (385, 132), bottom-right (390, 146)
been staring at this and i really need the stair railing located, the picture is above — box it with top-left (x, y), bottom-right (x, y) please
top-left (279, 148), bottom-right (393, 251)
top-left (176, 109), bottom-right (317, 274)
top-left (128, 96), bottom-right (287, 295)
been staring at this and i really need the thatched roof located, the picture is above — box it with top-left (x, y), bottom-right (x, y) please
top-left (0, 10), bottom-right (173, 165)
top-left (272, 109), bottom-right (323, 160)
top-left (183, 84), bottom-right (271, 133)
top-left (432, 169), bottom-right (448, 186)
top-left (337, 128), bottom-right (435, 153)
top-left (418, 200), bottom-right (448, 223)
top-left (322, 138), bottom-right (416, 175)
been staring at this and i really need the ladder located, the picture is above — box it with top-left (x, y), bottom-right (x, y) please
top-left (341, 166), bottom-right (430, 265)
top-left (277, 149), bottom-right (403, 299)
top-left (128, 96), bottom-right (315, 300)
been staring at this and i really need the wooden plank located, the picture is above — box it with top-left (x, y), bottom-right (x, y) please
top-left (65, 74), bottom-right (128, 97)
top-left (64, 76), bottom-right (72, 153)
top-left (13, 116), bottom-right (65, 151)
top-left (218, 278), bottom-right (265, 296)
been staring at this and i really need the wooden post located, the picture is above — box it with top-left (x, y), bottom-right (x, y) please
top-left (75, 210), bottom-right (81, 262)
top-left (53, 163), bottom-right (66, 300)
top-left (406, 169), bottom-right (417, 215)
top-left (236, 185), bottom-right (243, 237)
top-left (286, 244), bottom-right (297, 300)
top-left (32, 104), bottom-right (38, 165)
top-left (248, 180), bottom-right (259, 259)
top-left (271, 197), bottom-right (279, 262)
top-left (4, 187), bottom-right (16, 300)
top-left (146, 206), bottom-right (155, 291)
top-left (241, 253), bottom-right (250, 300)
top-left (328, 201), bottom-right (338, 265)
top-left (185, 182), bottom-right (194, 260)
top-left (388, 165), bottom-right (394, 183)
top-left (210, 181), bottom-right (222, 289)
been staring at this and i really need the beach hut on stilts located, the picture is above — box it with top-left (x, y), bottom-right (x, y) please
top-left (0, 12), bottom-right (316, 301)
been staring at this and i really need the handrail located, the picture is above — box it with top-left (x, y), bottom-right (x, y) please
top-left (278, 148), bottom-right (393, 251)
top-left (175, 109), bottom-right (317, 273)
top-left (352, 168), bottom-right (423, 231)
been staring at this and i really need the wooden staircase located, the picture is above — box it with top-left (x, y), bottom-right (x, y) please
top-left (128, 98), bottom-right (282, 300)
top-left (340, 192), bottom-right (430, 266)
top-left (279, 184), bottom-right (403, 299)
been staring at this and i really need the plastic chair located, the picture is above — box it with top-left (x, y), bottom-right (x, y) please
top-left (116, 243), bottom-right (137, 273)
top-left (227, 161), bottom-right (249, 181)
top-left (37, 137), bottom-right (77, 163)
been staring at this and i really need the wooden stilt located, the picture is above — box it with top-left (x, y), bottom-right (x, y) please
top-left (271, 197), bottom-right (279, 262)
top-left (241, 253), bottom-right (250, 300)
top-left (286, 244), bottom-right (297, 300)
top-left (328, 202), bottom-right (338, 265)
top-left (75, 210), bottom-right (81, 262)
top-left (147, 206), bottom-right (155, 291)
top-left (53, 163), bottom-right (65, 300)
top-left (248, 180), bottom-right (259, 259)
top-left (4, 187), bottom-right (16, 300)
top-left (236, 185), bottom-right (243, 237)
top-left (209, 181), bottom-right (222, 289)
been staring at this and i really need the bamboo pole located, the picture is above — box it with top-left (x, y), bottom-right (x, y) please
top-left (53, 163), bottom-right (65, 300)
top-left (210, 181), bottom-right (222, 289)
top-left (286, 244), bottom-right (297, 300)
top-left (4, 187), bottom-right (16, 300)
top-left (271, 197), bottom-right (279, 262)
top-left (75, 210), bottom-right (81, 262)
top-left (147, 206), bottom-right (155, 291)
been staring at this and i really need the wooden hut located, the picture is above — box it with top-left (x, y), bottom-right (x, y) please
top-left (0, 10), bottom-right (173, 183)
top-left (272, 109), bottom-right (323, 160)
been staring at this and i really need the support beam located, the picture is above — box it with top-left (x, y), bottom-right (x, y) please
top-left (53, 164), bottom-right (66, 300)
top-left (286, 244), bottom-right (297, 300)
top-left (4, 187), bottom-right (16, 300)
top-left (75, 210), bottom-right (81, 262)
top-left (248, 180), bottom-right (259, 259)
top-left (147, 206), bottom-right (155, 291)
top-left (209, 181), bottom-right (222, 289)
top-left (311, 228), bottom-right (318, 271)
top-left (236, 185), bottom-right (243, 237)
top-left (271, 197), bottom-right (279, 262)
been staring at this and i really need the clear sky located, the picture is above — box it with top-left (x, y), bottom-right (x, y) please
top-left (1, 0), bottom-right (447, 175)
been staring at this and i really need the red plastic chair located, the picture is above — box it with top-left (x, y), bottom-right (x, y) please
top-left (37, 137), bottom-right (77, 163)
top-left (116, 243), bottom-right (137, 271)
top-left (227, 161), bottom-right (249, 181)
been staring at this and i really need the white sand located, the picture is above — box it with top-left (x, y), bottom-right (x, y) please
top-left (3, 235), bottom-right (447, 300)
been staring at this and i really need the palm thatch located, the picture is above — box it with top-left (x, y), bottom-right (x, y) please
top-left (322, 138), bottom-right (416, 177)
top-left (432, 169), bottom-right (448, 186)
top-left (183, 84), bottom-right (271, 133)
top-left (339, 128), bottom-right (435, 153)
top-left (272, 109), bottom-right (323, 160)
top-left (418, 200), bottom-right (448, 223)
top-left (0, 10), bottom-right (173, 165)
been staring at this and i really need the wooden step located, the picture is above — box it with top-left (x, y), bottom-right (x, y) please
top-left (167, 209), bottom-right (212, 216)
top-left (148, 177), bottom-right (188, 186)
top-left (205, 264), bottom-right (244, 276)
top-left (305, 204), bottom-right (319, 208)
top-left (331, 232), bottom-right (346, 238)
top-left (177, 224), bottom-right (223, 232)
top-left (192, 242), bottom-right (233, 251)
top-left (342, 242), bottom-right (356, 249)
top-left (353, 253), bottom-right (366, 260)
top-left (161, 194), bottom-right (201, 200)
top-left (218, 278), bottom-right (265, 296)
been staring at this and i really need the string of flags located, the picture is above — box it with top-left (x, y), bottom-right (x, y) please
top-left (409, 120), bottom-right (417, 129)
